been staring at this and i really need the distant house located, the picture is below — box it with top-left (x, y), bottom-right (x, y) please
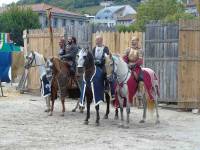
top-left (27, 3), bottom-right (88, 28)
top-left (0, 3), bottom-right (88, 28)
top-left (185, 0), bottom-right (199, 16)
top-left (93, 5), bottom-right (136, 27)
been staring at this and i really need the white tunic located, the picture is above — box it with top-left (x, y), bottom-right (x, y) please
top-left (95, 46), bottom-right (104, 61)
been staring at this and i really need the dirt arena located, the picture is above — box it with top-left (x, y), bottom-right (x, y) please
top-left (0, 88), bottom-right (200, 150)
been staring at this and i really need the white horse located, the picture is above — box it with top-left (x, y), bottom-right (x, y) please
top-left (105, 53), bottom-right (160, 128)
top-left (25, 51), bottom-right (51, 112)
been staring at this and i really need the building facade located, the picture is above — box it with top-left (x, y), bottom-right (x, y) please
top-left (27, 3), bottom-right (88, 28)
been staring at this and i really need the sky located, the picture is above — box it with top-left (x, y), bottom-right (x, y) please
top-left (0, 0), bottom-right (19, 7)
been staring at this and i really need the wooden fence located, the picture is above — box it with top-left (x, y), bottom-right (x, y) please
top-left (24, 25), bottom-right (92, 91)
top-left (178, 19), bottom-right (200, 109)
top-left (24, 28), bottom-right (65, 90)
top-left (144, 22), bottom-right (179, 103)
top-left (92, 31), bottom-right (143, 54)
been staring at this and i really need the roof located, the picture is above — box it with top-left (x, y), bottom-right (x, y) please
top-left (26, 3), bottom-right (84, 17)
top-left (95, 5), bottom-right (136, 19)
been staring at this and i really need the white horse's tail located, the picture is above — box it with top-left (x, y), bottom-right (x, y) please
top-left (153, 73), bottom-right (160, 97)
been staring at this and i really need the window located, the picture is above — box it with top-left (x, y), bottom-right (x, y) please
top-left (71, 20), bottom-right (75, 25)
top-left (62, 19), bottom-right (66, 27)
top-left (79, 21), bottom-right (83, 25)
top-left (53, 18), bottom-right (58, 28)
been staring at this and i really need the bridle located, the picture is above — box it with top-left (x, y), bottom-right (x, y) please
top-left (25, 51), bottom-right (45, 69)
top-left (110, 56), bottom-right (130, 85)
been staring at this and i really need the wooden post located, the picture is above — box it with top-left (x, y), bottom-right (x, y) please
top-left (46, 8), bottom-right (54, 56)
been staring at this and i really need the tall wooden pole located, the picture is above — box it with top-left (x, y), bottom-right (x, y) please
top-left (46, 8), bottom-right (54, 56)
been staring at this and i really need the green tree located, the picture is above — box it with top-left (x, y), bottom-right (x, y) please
top-left (134, 0), bottom-right (194, 31)
top-left (0, 4), bottom-right (40, 46)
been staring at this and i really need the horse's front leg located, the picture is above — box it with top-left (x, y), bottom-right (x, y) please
top-left (104, 92), bottom-right (110, 119)
top-left (114, 108), bottom-right (119, 120)
top-left (49, 99), bottom-right (54, 116)
top-left (95, 104), bottom-right (100, 126)
top-left (118, 94), bottom-right (124, 128)
top-left (72, 100), bottom-right (79, 112)
top-left (45, 96), bottom-right (51, 112)
top-left (84, 98), bottom-right (91, 125)
top-left (61, 97), bottom-right (65, 116)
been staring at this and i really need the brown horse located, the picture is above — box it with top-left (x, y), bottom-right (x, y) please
top-left (48, 57), bottom-right (79, 116)
top-left (77, 48), bottom-right (112, 126)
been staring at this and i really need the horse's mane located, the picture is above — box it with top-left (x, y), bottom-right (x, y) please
top-left (85, 50), bottom-right (94, 67)
top-left (51, 57), bottom-right (70, 74)
top-left (33, 51), bottom-right (46, 65)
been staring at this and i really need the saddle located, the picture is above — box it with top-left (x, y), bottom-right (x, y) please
top-left (129, 64), bottom-right (143, 82)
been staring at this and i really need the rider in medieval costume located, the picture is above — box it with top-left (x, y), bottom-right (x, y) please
top-left (123, 36), bottom-right (144, 105)
top-left (59, 36), bottom-right (79, 75)
top-left (92, 35), bottom-right (110, 91)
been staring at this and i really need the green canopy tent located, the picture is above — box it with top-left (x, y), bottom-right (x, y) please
top-left (0, 33), bottom-right (22, 96)
top-left (0, 33), bottom-right (22, 52)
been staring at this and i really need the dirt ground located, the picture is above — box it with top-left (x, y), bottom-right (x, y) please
top-left (0, 86), bottom-right (200, 150)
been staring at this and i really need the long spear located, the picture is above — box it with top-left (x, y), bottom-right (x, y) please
top-left (46, 7), bottom-right (54, 56)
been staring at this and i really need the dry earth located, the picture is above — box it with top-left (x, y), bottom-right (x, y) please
top-left (0, 85), bottom-right (200, 150)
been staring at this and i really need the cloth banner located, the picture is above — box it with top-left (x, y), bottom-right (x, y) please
top-left (0, 52), bottom-right (12, 82)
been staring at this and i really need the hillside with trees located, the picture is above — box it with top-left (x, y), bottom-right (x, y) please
top-left (17, 0), bottom-right (140, 15)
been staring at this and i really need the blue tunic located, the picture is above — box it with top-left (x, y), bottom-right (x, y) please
top-left (80, 66), bottom-right (104, 106)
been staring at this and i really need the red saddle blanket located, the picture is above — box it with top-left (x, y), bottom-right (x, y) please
top-left (113, 68), bottom-right (159, 108)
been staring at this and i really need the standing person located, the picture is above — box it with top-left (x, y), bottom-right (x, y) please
top-left (92, 35), bottom-right (110, 91)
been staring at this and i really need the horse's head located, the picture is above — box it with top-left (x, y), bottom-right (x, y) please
top-left (24, 51), bottom-right (36, 69)
top-left (105, 53), bottom-right (119, 78)
top-left (76, 48), bottom-right (94, 73)
top-left (48, 57), bottom-right (61, 74)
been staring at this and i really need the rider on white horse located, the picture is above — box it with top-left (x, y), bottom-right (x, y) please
top-left (123, 36), bottom-right (144, 104)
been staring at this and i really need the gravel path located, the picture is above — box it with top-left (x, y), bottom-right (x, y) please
top-left (0, 94), bottom-right (200, 150)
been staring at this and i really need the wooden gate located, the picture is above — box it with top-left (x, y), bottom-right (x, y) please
top-left (178, 19), bottom-right (200, 109)
top-left (144, 22), bottom-right (179, 103)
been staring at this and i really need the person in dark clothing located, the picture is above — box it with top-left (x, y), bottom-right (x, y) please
top-left (60, 36), bottom-right (79, 75)
top-left (92, 35), bottom-right (110, 91)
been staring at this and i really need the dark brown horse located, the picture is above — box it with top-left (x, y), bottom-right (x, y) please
top-left (48, 57), bottom-right (79, 116)
top-left (77, 48), bottom-right (111, 126)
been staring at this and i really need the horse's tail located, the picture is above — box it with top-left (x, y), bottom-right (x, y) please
top-left (147, 72), bottom-right (159, 115)
top-left (147, 98), bottom-right (155, 114)
top-left (153, 73), bottom-right (160, 97)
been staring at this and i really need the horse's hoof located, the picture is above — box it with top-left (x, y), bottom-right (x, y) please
top-left (80, 109), bottom-right (84, 113)
top-left (123, 125), bottom-right (129, 129)
top-left (104, 115), bottom-right (108, 119)
top-left (48, 112), bottom-right (53, 116)
top-left (60, 113), bottom-right (64, 117)
top-left (118, 124), bottom-right (124, 128)
top-left (72, 109), bottom-right (76, 112)
top-left (44, 109), bottom-right (50, 112)
top-left (84, 121), bottom-right (89, 125)
top-left (114, 116), bottom-right (119, 120)
top-left (139, 120), bottom-right (145, 123)
top-left (155, 120), bottom-right (160, 124)
top-left (96, 122), bottom-right (100, 126)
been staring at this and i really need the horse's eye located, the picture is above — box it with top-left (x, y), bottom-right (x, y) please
top-left (83, 56), bottom-right (87, 59)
